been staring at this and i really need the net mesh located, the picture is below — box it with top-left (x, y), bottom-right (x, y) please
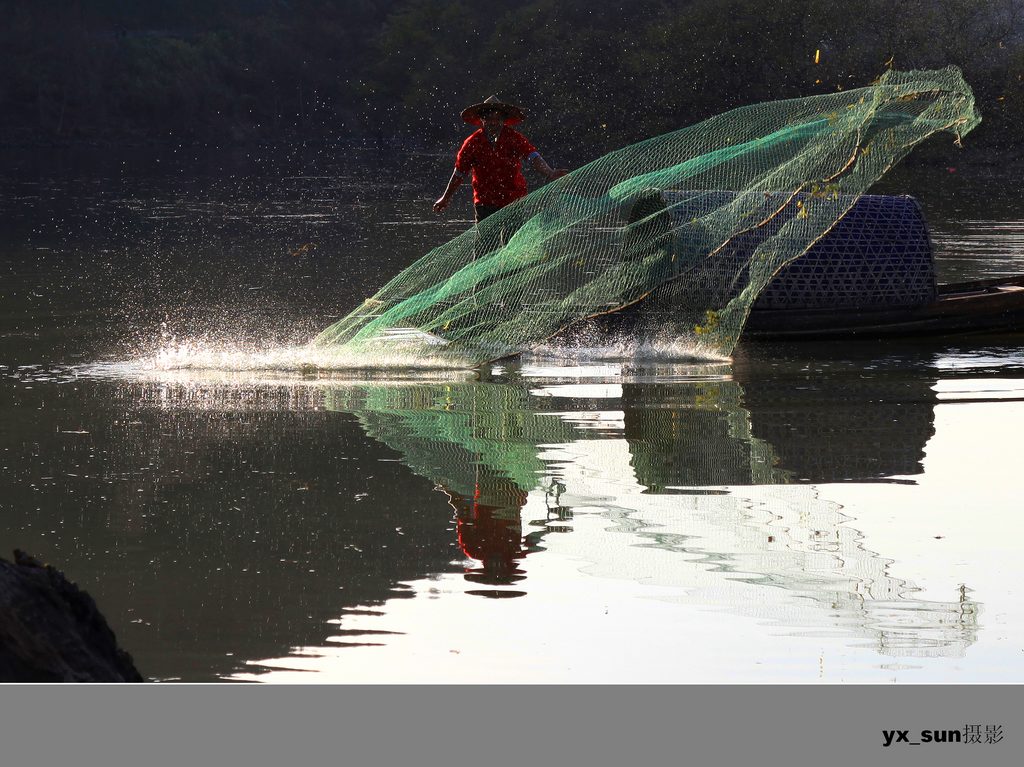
top-left (312, 67), bottom-right (980, 367)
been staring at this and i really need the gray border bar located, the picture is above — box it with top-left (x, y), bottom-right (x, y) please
top-left (0, 685), bottom-right (1019, 766)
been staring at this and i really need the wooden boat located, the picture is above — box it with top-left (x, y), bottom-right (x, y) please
top-left (743, 274), bottom-right (1024, 339)
top-left (622, 191), bottom-right (1024, 341)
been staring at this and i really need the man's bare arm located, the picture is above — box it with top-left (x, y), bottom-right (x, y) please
top-left (529, 153), bottom-right (568, 180)
top-left (433, 171), bottom-right (465, 213)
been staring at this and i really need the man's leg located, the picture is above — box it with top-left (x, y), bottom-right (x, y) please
top-left (474, 204), bottom-right (502, 223)
top-left (475, 203), bottom-right (527, 248)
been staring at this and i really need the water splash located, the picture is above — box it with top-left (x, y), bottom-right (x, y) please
top-left (138, 338), bottom-right (472, 373)
top-left (94, 329), bottom-right (732, 381)
top-left (528, 323), bottom-right (730, 366)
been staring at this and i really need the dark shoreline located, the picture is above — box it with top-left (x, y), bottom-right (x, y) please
top-left (1, 550), bottom-right (144, 683)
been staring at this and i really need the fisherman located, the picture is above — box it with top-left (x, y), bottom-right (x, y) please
top-left (433, 95), bottom-right (567, 223)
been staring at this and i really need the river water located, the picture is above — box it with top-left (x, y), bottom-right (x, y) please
top-left (2, 146), bottom-right (1023, 682)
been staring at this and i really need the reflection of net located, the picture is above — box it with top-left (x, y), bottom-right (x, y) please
top-left (865, 600), bottom-right (979, 658)
top-left (324, 385), bottom-right (581, 498)
top-left (590, 483), bottom-right (979, 659)
top-left (313, 68), bottom-right (979, 366)
top-left (324, 384), bottom-right (576, 588)
top-left (327, 379), bottom-right (978, 656)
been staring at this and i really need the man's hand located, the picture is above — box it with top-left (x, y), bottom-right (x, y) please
top-left (434, 172), bottom-right (464, 214)
top-left (549, 169), bottom-right (569, 180)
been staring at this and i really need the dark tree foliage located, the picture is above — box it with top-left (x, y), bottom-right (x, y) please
top-left (0, 0), bottom-right (1020, 152)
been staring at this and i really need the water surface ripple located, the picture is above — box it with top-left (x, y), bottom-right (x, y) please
top-left (2, 149), bottom-right (1023, 682)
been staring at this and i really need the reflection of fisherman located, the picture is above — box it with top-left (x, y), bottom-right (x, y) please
top-left (433, 96), bottom-right (567, 224)
top-left (442, 480), bottom-right (529, 586)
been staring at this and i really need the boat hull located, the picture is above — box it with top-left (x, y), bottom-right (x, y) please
top-left (741, 275), bottom-right (1024, 340)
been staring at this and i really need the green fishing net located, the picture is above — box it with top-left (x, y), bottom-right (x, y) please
top-left (313, 67), bottom-right (980, 367)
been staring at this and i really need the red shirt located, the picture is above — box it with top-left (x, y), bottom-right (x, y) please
top-left (454, 127), bottom-right (536, 207)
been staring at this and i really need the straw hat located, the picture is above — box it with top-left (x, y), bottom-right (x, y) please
top-left (461, 95), bottom-right (525, 126)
